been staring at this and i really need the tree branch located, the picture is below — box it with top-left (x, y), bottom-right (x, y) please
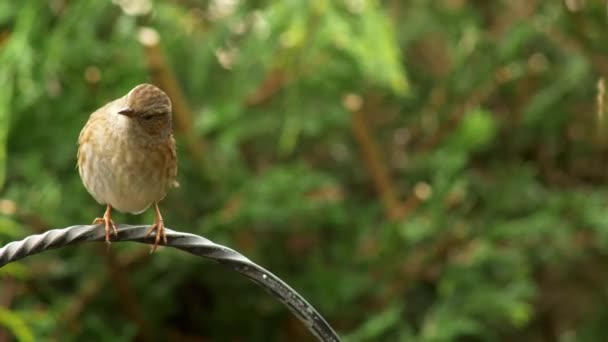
top-left (350, 103), bottom-right (405, 220)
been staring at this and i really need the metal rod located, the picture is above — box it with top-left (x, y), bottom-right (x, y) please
top-left (0, 225), bottom-right (340, 342)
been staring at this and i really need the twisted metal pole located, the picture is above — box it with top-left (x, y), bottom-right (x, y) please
top-left (0, 225), bottom-right (340, 342)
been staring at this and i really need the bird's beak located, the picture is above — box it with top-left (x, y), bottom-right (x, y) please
top-left (117, 107), bottom-right (135, 117)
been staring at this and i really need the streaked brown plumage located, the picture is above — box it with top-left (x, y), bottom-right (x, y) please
top-left (78, 83), bottom-right (178, 252)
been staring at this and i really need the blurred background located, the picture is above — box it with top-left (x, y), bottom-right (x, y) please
top-left (1, 0), bottom-right (608, 341)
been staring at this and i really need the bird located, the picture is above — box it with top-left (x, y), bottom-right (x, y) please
top-left (77, 83), bottom-right (178, 252)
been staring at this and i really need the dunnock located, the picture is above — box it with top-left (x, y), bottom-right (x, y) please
top-left (78, 83), bottom-right (178, 252)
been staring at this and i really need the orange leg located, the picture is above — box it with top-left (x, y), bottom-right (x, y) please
top-left (145, 203), bottom-right (167, 253)
top-left (93, 204), bottom-right (118, 244)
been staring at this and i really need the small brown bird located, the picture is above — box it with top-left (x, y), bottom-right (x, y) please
top-left (77, 83), bottom-right (178, 252)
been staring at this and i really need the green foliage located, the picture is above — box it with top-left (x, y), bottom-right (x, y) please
top-left (1, 0), bottom-right (608, 341)
top-left (0, 308), bottom-right (33, 342)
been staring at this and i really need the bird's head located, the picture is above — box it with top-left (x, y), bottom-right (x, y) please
top-left (118, 83), bottom-right (172, 137)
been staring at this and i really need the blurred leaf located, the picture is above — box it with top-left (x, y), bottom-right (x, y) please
top-left (0, 308), bottom-right (34, 342)
top-left (449, 108), bottom-right (497, 153)
top-left (523, 55), bottom-right (588, 126)
top-left (344, 304), bottom-right (402, 342)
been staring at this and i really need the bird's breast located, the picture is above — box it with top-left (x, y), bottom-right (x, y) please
top-left (78, 118), bottom-right (177, 214)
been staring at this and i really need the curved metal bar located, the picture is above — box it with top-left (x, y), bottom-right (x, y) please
top-left (0, 225), bottom-right (340, 342)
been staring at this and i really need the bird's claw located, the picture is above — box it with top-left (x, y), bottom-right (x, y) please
top-left (93, 216), bottom-right (118, 244)
top-left (145, 219), bottom-right (166, 253)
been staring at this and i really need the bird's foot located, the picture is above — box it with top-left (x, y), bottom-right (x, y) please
top-left (145, 210), bottom-right (167, 253)
top-left (93, 210), bottom-right (118, 245)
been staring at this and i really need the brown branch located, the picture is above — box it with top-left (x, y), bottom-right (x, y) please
top-left (0, 30), bottom-right (10, 48)
top-left (598, 77), bottom-right (606, 144)
top-left (0, 278), bottom-right (16, 342)
top-left (244, 68), bottom-right (289, 107)
top-left (347, 95), bottom-right (405, 221)
top-left (244, 53), bottom-right (332, 108)
top-left (137, 27), bottom-right (206, 164)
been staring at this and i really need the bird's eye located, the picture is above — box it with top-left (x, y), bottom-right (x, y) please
top-left (142, 115), bottom-right (154, 120)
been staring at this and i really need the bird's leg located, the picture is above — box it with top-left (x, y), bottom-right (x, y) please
top-left (93, 204), bottom-right (118, 244)
top-left (145, 203), bottom-right (167, 253)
